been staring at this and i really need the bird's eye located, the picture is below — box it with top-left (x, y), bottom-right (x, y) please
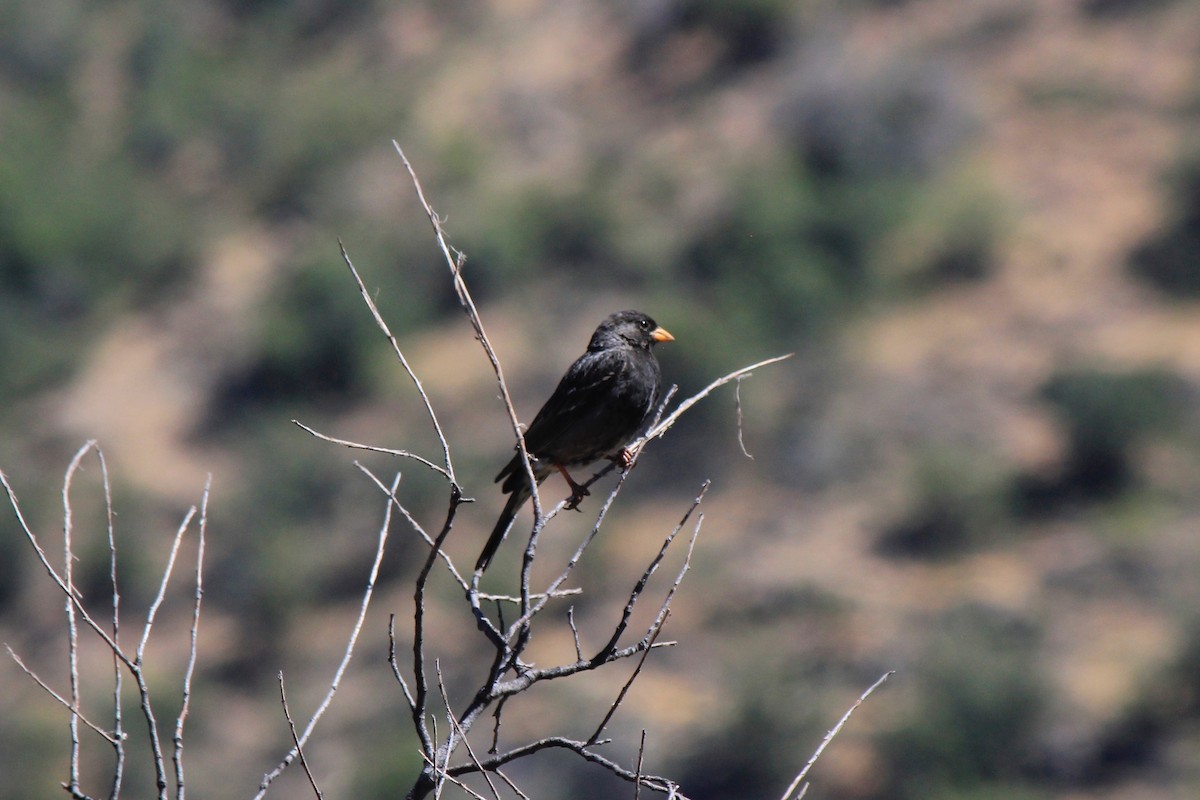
top-left (639, 318), bottom-right (651, 329)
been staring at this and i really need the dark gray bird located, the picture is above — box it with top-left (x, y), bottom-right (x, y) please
top-left (476, 310), bottom-right (674, 572)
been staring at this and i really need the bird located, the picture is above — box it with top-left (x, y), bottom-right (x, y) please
top-left (475, 310), bottom-right (674, 572)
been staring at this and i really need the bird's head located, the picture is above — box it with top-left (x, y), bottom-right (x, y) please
top-left (589, 310), bottom-right (674, 352)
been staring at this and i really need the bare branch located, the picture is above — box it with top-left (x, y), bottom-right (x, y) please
top-left (388, 615), bottom-right (418, 712)
top-left (568, 607), bottom-right (583, 662)
top-left (435, 661), bottom-right (500, 800)
top-left (5, 646), bottom-right (118, 744)
top-left (293, 419), bottom-right (451, 481)
top-left (338, 239), bottom-right (456, 485)
top-left (279, 673), bottom-right (325, 800)
top-left (588, 617), bottom-right (668, 745)
top-left (417, 752), bottom-right (489, 800)
top-left (503, 467), bottom-right (636, 645)
top-left (640, 354), bottom-right (793, 445)
top-left (410, 481), bottom-right (468, 764)
top-left (98, 445), bottom-right (126, 800)
top-left (174, 474), bottom-right (211, 800)
top-left (450, 736), bottom-right (687, 798)
top-left (129, 504), bottom-right (199, 800)
top-left (634, 730), bottom-right (647, 800)
top-left (778, 671), bottom-right (895, 800)
top-left (255, 472), bottom-right (400, 799)
top-left (63, 442), bottom-right (92, 796)
top-left (595, 483), bottom-right (708, 660)
top-left (493, 639), bottom-right (677, 695)
top-left (2, 465), bottom-right (134, 666)
top-left (137, 505), bottom-right (197, 659)
top-left (392, 141), bottom-right (545, 531)
top-left (642, 507), bottom-right (703, 647)
top-left (734, 376), bottom-right (754, 460)
top-left (354, 462), bottom-right (477, 597)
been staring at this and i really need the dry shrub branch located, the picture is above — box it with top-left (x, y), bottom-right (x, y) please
top-left (1, 146), bottom-right (888, 800)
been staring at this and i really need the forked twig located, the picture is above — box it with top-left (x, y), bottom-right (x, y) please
top-left (293, 419), bottom-right (450, 481)
top-left (393, 141), bottom-right (546, 532)
top-left (434, 661), bottom-right (501, 800)
top-left (595, 483), bottom-right (708, 660)
top-left (588, 618), bottom-right (668, 745)
top-left (640, 354), bottom-right (793, 446)
top-left (384, 145), bottom-right (792, 800)
top-left (6, 442), bottom-right (207, 800)
top-left (338, 240), bottom-right (456, 485)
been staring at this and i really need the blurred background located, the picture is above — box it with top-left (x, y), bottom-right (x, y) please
top-left (3, 0), bottom-right (1200, 797)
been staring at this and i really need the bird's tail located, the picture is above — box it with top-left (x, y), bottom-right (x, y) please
top-left (475, 484), bottom-right (531, 572)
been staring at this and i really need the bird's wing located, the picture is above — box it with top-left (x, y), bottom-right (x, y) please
top-left (521, 349), bottom-right (624, 455)
top-left (493, 350), bottom-right (618, 484)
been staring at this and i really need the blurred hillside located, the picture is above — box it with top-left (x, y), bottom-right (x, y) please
top-left (4, 0), bottom-right (1200, 797)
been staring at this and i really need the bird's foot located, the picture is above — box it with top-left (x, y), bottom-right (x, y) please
top-left (612, 447), bottom-right (636, 471)
top-left (558, 465), bottom-right (590, 511)
top-left (565, 485), bottom-right (591, 511)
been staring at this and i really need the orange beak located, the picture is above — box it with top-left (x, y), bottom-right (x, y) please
top-left (651, 326), bottom-right (675, 343)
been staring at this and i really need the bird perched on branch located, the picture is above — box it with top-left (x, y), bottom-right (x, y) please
top-left (476, 310), bottom-right (674, 572)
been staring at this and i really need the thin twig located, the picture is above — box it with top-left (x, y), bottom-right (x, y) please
top-left (63, 442), bottom-right (92, 796)
top-left (137, 503), bottom-right (198, 800)
top-left (640, 354), bottom-right (793, 445)
top-left (418, 752), bottom-right (489, 800)
top-left (778, 671), bottom-right (895, 800)
top-left (137, 506), bottom-right (196, 659)
top-left (393, 141), bottom-right (545, 533)
top-left (5, 646), bottom-right (118, 743)
top-left (97, 445), bottom-right (125, 800)
top-left (448, 736), bottom-right (686, 797)
top-left (492, 639), bottom-right (677, 696)
top-left (293, 419), bottom-right (451, 481)
top-left (174, 475), bottom-right (211, 800)
top-left (280, 673), bottom-right (325, 800)
top-left (2, 467), bottom-right (134, 665)
top-left (355, 462), bottom-right (475, 595)
top-left (595, 483), bottom-right (708, 660)
top-left (255, 472), bottom-right (400, 799)
top-left (588, 618), bottom-right (668, 745)
top-left (634, 730), bottom-right (647, 800)
top-left (435, 661), bottom-right (501, 800)
top-left (568, 607), bottom-right (583, 662)
top-left (642, 509), bottom-right (703, 647)
top-left (505, 467), bottom-right (635, 644)
top-left (734, 376), bottom-right (754, 460)
top-left (338, 240), bottom-right (456, 484)
top-left (411, 482), bottom-right (467, 767)
top-left (388, 615), bottom-right (418, 712)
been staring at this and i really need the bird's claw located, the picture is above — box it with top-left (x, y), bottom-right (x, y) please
top-left (565, 486), bottom-right (591, 511)
top-left (613, 447), bottom-right (636, 471)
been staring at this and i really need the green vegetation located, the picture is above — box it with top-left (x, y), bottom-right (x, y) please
top-left (877, 448), bottom-right (1013, 559)
top-left (1089, 615), bottom-right (1200, 782)
top-left (879, 604), bottom-right (1048, 799)
top-left (1013, 366), bottom-right (1190, 515)
top-left (4, 2), bottom-right (1200, 799)
top-left (1128, 153), bottom-right (1200, 296)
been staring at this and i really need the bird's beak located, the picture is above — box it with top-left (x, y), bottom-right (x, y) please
top-left (651, 326), bottom-right (674, 343)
